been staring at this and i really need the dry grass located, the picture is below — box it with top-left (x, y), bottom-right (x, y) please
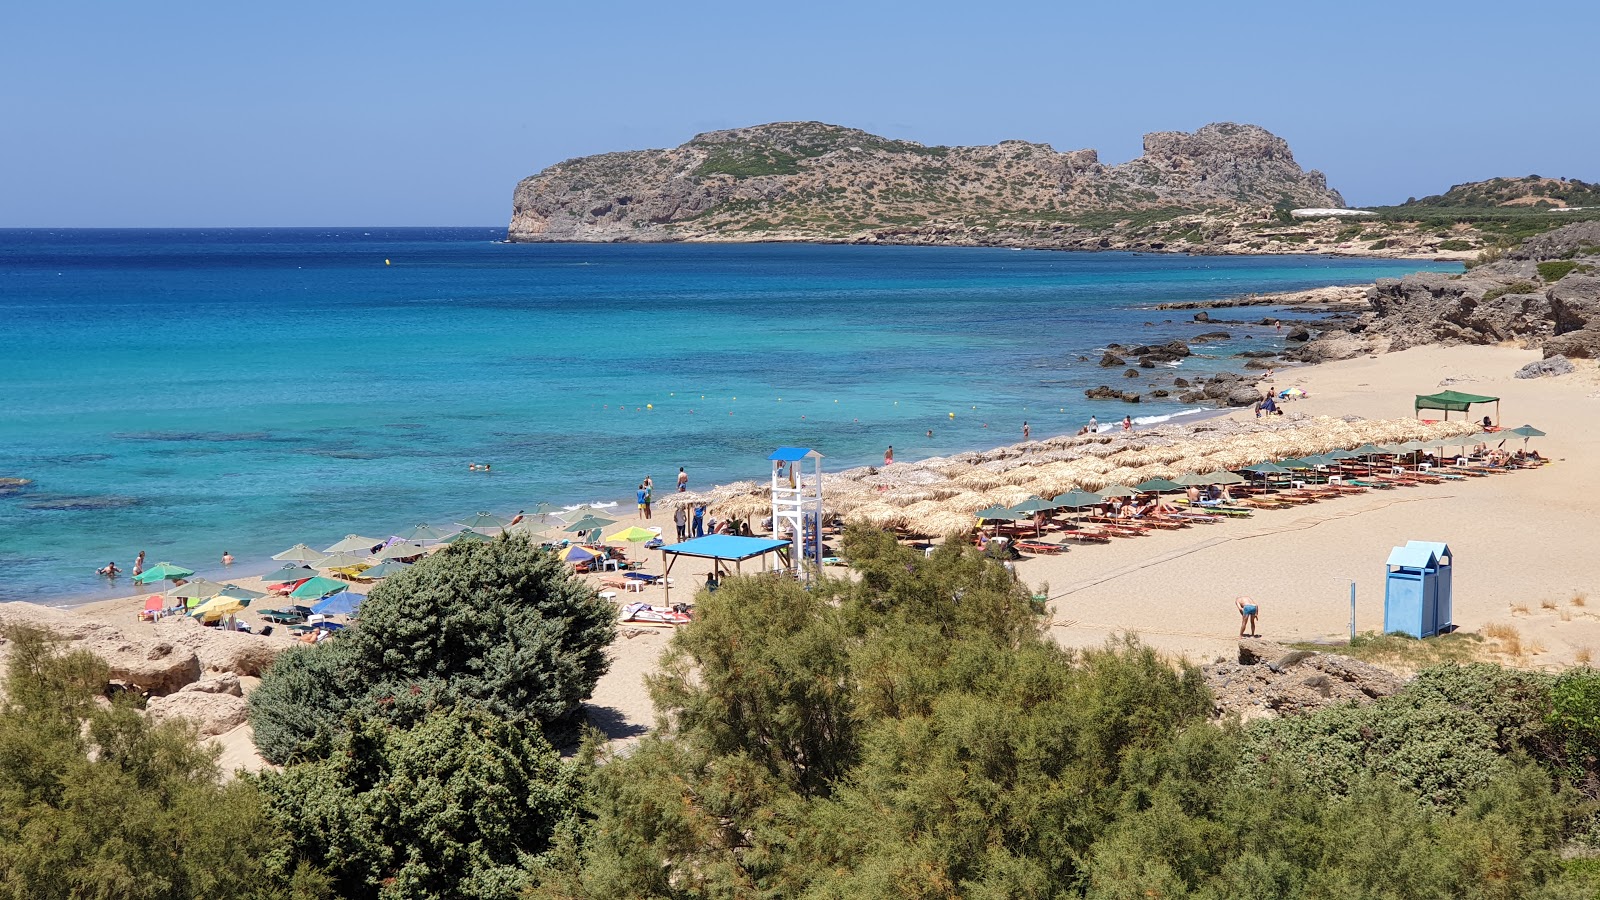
top-left (1577, 647), bottom-right (1593, 666)
top-left (1483, 622), bottom-right (1524, 658)
top-left (1573, 592), bottom-right (1589, 608)
top-left (1312, 631), bottom-right (1489, 671)
top-left (1542, 598), bottom-right (1559, 610)
top-left (1511, 602), bottom-right (1531, 616)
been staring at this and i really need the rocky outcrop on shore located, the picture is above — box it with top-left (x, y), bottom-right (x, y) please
top-left (1203, 639), bottom-right (1405, 720)
top-left (509, 121), bottom-right (1343, 245)
top-left (1274, 222), bottom-right (1600, 365)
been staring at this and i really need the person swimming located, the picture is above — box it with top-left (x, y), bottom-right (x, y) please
top-left (98, 561), bottom-right (120, 577)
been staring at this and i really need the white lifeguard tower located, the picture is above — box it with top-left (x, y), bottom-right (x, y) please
top-left (768, 447), bottom-right (824, 576)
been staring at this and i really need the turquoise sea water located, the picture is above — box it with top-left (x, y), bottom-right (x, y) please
top-left (0, 229), bottom-right (1455, 604)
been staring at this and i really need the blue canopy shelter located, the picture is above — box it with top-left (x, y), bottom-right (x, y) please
top-left (660, 535), bottom-right (792, 605)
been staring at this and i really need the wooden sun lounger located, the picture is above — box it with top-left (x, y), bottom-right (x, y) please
top-left (1058, 529), bottom-right (1113, 544)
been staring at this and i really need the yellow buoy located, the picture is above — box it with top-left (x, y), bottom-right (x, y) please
top-left (646, 403), bottom-right (653, 410)
top-left (384, 259), bottom-right (391, 266)
top-left (948, 412), bottom-right (955, 419)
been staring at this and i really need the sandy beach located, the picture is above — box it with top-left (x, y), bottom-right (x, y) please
top-left (17, 342), bottom-right (1600, 769)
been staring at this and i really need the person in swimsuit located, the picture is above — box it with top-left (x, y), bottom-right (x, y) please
top-left (98, 561), bottom-right (120, 577)
top-left (1022, 421), bottom-right (1030, 441)
top-left (132, 551), bottom-right (145, 577)
top-left (222, 551), bottom-right (234, 566)
top-left (677, 467), bottom-right (688, 492)
top-left (1236, 596), bottom-right (1259, 637)
top-left (884, 445), bottom-right (894, 465)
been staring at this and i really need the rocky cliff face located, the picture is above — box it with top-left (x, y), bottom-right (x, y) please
top-left (1289, 222), bottom-right (1600, 362)
top-left (508, 121), bottom-right (1343, 244)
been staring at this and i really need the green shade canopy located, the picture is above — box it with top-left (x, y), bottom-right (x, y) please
top-left (1010, 495), bottom-right (1056, 514)
top-left (216, 584), bottom-right (266, 602)
top-left (393, 523), bottom-right (453, 543)
top-left (271, 543), bottom-right (324, 563)
top-left (132, 562), bottom-right (195, 584)
top-left (1243, 461), bottom-right (1291, 475)
top-left (1173, 473), bottom-right (1213, 486)
top-left (289, 576), bottom-right (349, 600)
top-left (1507, 425), bottom-right (1546, 438)
top-left (505, 520), bottom-right (553, 539)
top-left (528, 502), bottom-right (560, 516)
top-left (1415, 389), bottom-right (1499, 413)
top-left (1054, 489), bottom-right (1106, 509)
top-left (1274, 458), bottom-right (1314, 470)
top-left (164, 578), bottom-right (226, 602)
top-left (457, 511), bottom-right (512, 531)
top-left (323, 534), bottom-right (381, 553)
top-left (1326, 449), bottom-right (1360, 460)
top-left (263, 563), bottom-right (317, 584)
top-left (1208, 471), bottom-right (1247, 485)
top-left (606, 526), bottom-right (658, 543)
top-left (1097, 484), bottom-right (1140, 498)
top-left (441, 529), bottom-right (491, 545)
top-left (1398, 440), bottom-right (1429, 451)
top-left (1350, 444), bottom-right (1388, 456)
top-left (315, 549), bottom-right (371, 569)
top-left (564, 515), bottom-right (616, 533)
top-left (374, 542), bottom-right (427, 561)
top-left (356, 560), bottom-right (412, 579)
top-left (976, 505), bottom-right (1025, 521)
top-left (1135, 478), bottom-right (1187, 493)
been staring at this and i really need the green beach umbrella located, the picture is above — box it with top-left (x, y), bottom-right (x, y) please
top-left (605, 526), bottom-right (658, 544)
top-left (1097, 484), bottom-right (1140, 498)
top-left (357, 560), bottom-right (412, 579)
top-left (1326, 448), bottom-right (1360, 460)
top-left (315, 549), bottom-right (371, 569)
top-left (457, 511), bottom-right (512, 531)
top-left (323, 534), bottom-right (381, 554)
top-left (1399, 440), bottom-right (1429, 451)
top-left (133, 562), bottom-right (195, 585)
top-left (1135, 477), bottom-right (1186, 493)
top-left (1275, 458), bottom-right (1314, 470)
top-left (1053, 489), bottom-right (1105, 509)
top-left (1243, 462), bottom-right (1291, 475)
top-left (441, 529), bottom-right (491, 545)
top-left (1173, 473), bottom-right (1213, 487)
top-left (374, 542), bottom-right (427, 561)
top-left (393, 523), bottom-right (452, 543)
top-left (564, 515), bottom-right (616, 534)
top-left (1010, 495), bottom-right (1056, 514)
top-left (528, 501), bottom-right (560, 518)
top-left (1208, 471), bottom-right (1247, 485)
top-left (1351, 444), bottom-right (1388, 456)
top-left (289, 576), bottom-right (349, 600)
top-left (263, 563), bottom-right (317, 584)
top-left (975, 505), bottom-right (1024, 522)
top-left (216, 583), bottom-right (265, 602)
top-left (272, 543), bottom-right (324, 563)
top-left (505, 520), bottom-right (553, 539)
top-left (1507, 425), bottom-right (1545, 438)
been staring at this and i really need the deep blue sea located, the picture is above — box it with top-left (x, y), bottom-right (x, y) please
top-left (0, 228), bottom-right (1454, 603)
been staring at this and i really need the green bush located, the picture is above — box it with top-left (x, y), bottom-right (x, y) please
top-left (1539, 260), bottom-right (1580, 282)
top-left (1482, 280), bottom-right (1540, 302)
top-left (263, 708), bottom-right (584, 900)
top-left (1549, 669), bottom-right (1600, 788)
top-left (0, 626), bottom-right (320, 899)
top-left (1437, 239), bottom-right (1475, 251)
top-left (250, 535), bottom-right (616, 764)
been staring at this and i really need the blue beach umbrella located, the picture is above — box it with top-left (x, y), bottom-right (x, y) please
top-left (311, 592), bottom-right (364, 616)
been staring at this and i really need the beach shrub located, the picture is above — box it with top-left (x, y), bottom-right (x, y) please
top-left (249, 535), bottom-right (616, 764)
top-left (1539, 259), bottom-right (1580, 282)
top-left (529, 528), bottom-right (1221, 897)
top-left (1437, 239), bottom-right (1475, 251)
top-left (0, 626), bottom-right (321, 899)
top-left (262, 707), bottom-right (583, 900)
top-left (1549, 669), bottom-right (1600, 790)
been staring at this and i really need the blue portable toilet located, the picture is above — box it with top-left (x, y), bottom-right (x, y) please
top-left (1404, 540), bottom-right (1453, 634)
top-left (1384, 541), bottom-right (1452, 638)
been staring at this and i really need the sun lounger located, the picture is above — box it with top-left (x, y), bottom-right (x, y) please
top-left (620, 602), bottom-right (691, 626)
top-left (1015, 540), bottom-right (1066, 555)
top-left (1058, 529), bottom-right (1113, 544)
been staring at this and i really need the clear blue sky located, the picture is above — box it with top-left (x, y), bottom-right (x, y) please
top-left (3, 0), bottom-right (1594, 227)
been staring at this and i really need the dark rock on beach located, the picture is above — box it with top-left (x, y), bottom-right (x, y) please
top-left (1514, 356), bottom-right (1574, 378)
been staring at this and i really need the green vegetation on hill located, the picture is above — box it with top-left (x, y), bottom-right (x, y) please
top-left (1402, 175), bottom-right (1600, 210)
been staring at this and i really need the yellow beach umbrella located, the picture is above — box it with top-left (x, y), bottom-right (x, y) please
top-left (606, 526), bottom-right (658, 544)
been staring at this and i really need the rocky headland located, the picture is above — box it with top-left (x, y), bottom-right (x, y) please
top-left (510, 121), bottom-right (1358, 251)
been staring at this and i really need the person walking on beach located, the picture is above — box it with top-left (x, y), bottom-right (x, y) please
top-left (674, 504), bottom-right (687, 541)
top-left (1088, 415), bottom-right (1098, 433)
top-left (637, 483), bottom-right (652, 520)
top-left (677, 467), bottom-right (688, 492)
top-left (1236, 596), bottom-right (1259, 638)
top-left (1022, 421), bottom-right (1030, 441)
top-left (692, 504), bottom-right (705, 538)
top-left (884, 445), bottom-right (894, 466)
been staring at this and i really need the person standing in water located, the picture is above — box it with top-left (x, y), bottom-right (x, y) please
top-left (1088, 415), bottom-right (1098, 433)
top-left (132, 550), bottom-right (145, 577)
top-left (221, 550), bottom-right (234, 567)
top-left (884, 445), bottom-right (894, 466)
top-left (1122, 415), bottom-right (1132, 432)
top-left (677, 467), bottom-right (688, 492)
top-left (1022, 421), bottom-right (1030, 441)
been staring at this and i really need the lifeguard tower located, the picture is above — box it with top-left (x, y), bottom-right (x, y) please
top-left (769, 447), bottom-right (824, 576)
